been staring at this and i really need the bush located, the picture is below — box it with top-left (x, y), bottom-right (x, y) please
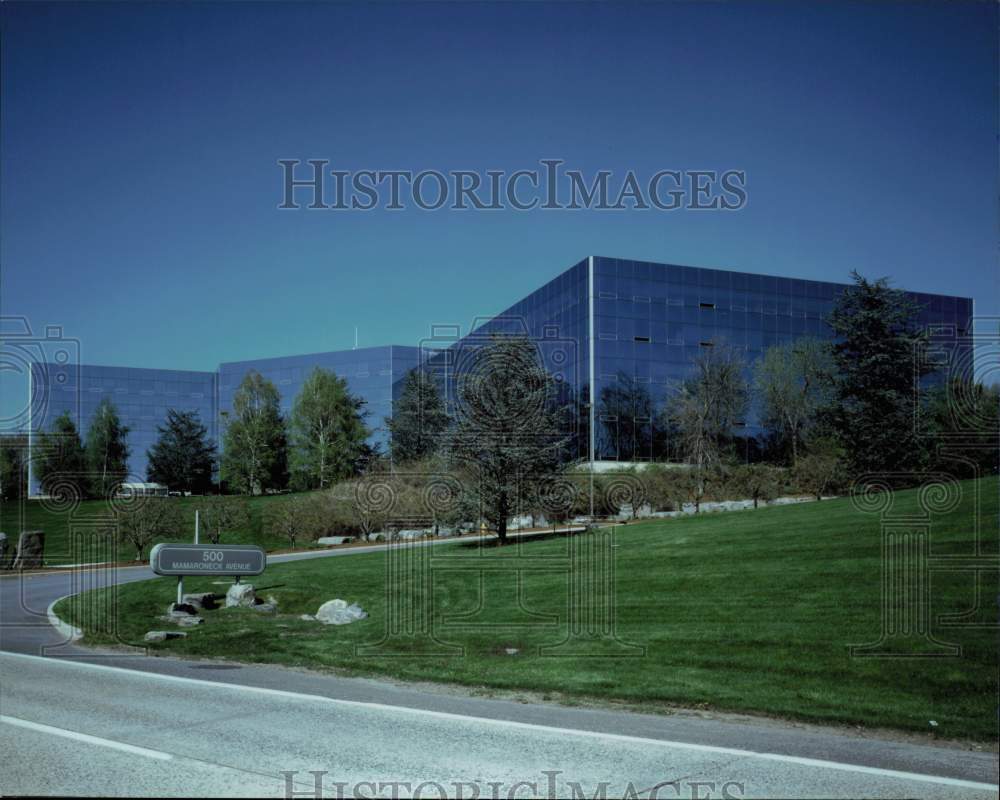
top-left (793, 439), bottom-right (848, 500)
top-left (732, 464), bottom-right (784, 508)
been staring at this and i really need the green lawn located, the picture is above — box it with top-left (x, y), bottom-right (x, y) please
top-left (1, 493), bottom-right (313, 565)
top-left (58, 477), bottom-right (999, 740)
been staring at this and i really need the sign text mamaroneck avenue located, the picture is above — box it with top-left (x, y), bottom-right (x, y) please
top-left (150, 543), bottom-right (266, 577)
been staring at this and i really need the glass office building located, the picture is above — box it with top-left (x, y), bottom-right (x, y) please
top-left (433, 256), bottom-right (973, 464)
top-left (28, 347), bottom-right (424, 494)
top-left (29, 363), bottom-right (218, 492)
top-left (26, 256), bottom-right (973, 493)
top-left (217, 345), bottom-right (424, 449)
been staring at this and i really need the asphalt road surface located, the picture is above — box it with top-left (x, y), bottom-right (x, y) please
top-left (1, 540), bottom-right (997, 799)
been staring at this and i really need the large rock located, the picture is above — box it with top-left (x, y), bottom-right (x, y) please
top-left (315, 599), bottom-right (367, 626)
top-left (366, 532), bottom-right (386, 542)
top-left (225, 583), bottom-right (256, 608)
top-left (396, 529), bottom-right (427, 541)
top-left (182, 592), bottom-right (217, 610)
top-left (12, 531), bottom-right (44, 570)
top-left (316, 536), bottom-right (355, 546)
top-left (144, 630), bottom-right (188, 642)
top-left (175, 616), bottom-right (204, 627)
top-left (167, 602), bottom-right (199, 618)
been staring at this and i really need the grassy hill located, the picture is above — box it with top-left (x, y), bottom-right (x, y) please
top-left (58, 476), bottom-right (999, 740)
top-left (0, 493), bottom-right (310, 565)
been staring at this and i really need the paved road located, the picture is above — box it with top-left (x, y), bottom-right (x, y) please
top-left (1, 541), bottom-right (997, 798)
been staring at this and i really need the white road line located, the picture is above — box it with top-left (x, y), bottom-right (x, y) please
top-left (0, 714), bottom-right (173, 761)
top-left (3, 651), bottom-right (996, 793)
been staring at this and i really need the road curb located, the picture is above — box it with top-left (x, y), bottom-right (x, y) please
top-left (46, 595), bottom-right (83, 644)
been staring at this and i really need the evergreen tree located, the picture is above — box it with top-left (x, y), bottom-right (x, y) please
top-left (146, 409), bottom-right (216, 493)
top-left (85, 398), bottom-right (131, 497)
top-left (386, 368), bottom-right (450, 465)
top-left (35, 413), bottom-right (87, 498)
top-left (289, 367), bottom-right (370, 489)
top-left (220, 371), bottom-right (287, 495)
top-left (825, 272), bottom-right (931, 478)
top-left (448, 336), bottom-right (570, 544)
top-left (0, 435), bottom-right (27, 501)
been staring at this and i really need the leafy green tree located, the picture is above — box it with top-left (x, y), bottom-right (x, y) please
top-left (220, 371), bottom-right (287, 495)
top-left (448, 336), bottom-right (571, 544)
top-left (825, 272), bottom-right (931, 478)
top-left (146, 410), bottom-right (216, 493)
top-left (85, 399), bottom-right (131, 498)
top-left (922, 378), bottom-right (1000, 477)
top-left (34, 413), bottom-right (88, 498)
top-left (289, 367), bottom-right (370, 490)
top-left (754, 338), bottom-right (833, 466)
top-left (196, 495), bottom-right (250, 544)
top-left (386, 368), bottom-right (450, 465)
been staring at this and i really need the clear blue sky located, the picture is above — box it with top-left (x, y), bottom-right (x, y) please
top-left (2, 1), bottom-right (996, 380)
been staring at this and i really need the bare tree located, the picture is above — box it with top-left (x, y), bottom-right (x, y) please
top-left (265, 495), bottom-right (315, 549)
top-left (197, 495), bottom-right (250, 545)
top-left (666, 344), bottom-right (748, 500)
top-left (734, 463), bottom-right (783, 509)
top-left (112, 498), bottom-right (182, 561)
top-left (794, 438), bottom-right (848, 500)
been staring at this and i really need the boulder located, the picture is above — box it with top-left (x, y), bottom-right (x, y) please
top-left (11, 530), bottom-right (44, 570)
top-left (252, 602), bottom-right (277, 614)
top-left (144, 630), bottom-right (187, 642)
top-left (182, 592), bottom-right (217, 610)
top-left (367, 532), bottom-right (386, 542)
top-left (167, 602), bottom-right (199, 618)
top-left (315, 599), bottom-right (367, 625)
top-left (396, 529), bottom-right (427, 541)
top-left (225, 583), bottom-right (256, 608)
top-left (175, 616), bottom-right (204, 627)
top-left (316, 536), bottom-right (355, 546)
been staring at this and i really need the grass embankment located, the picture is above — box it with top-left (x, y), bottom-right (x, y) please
top-left (58, 477), bottom-right (999, 740)
top-left (0, 493), bottom-right (310, 565)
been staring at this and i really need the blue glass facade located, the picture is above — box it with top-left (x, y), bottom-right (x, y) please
top-left (218, 345), bottom-right (424, 451)
top-left (29, 363), bottom-right (217, 490)
top-left (433, 256), bottom-right (974, 463)
top-left (26, 256), bottom-right (974, 492)
top-left (28, 347), bottom-right (424, 493)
